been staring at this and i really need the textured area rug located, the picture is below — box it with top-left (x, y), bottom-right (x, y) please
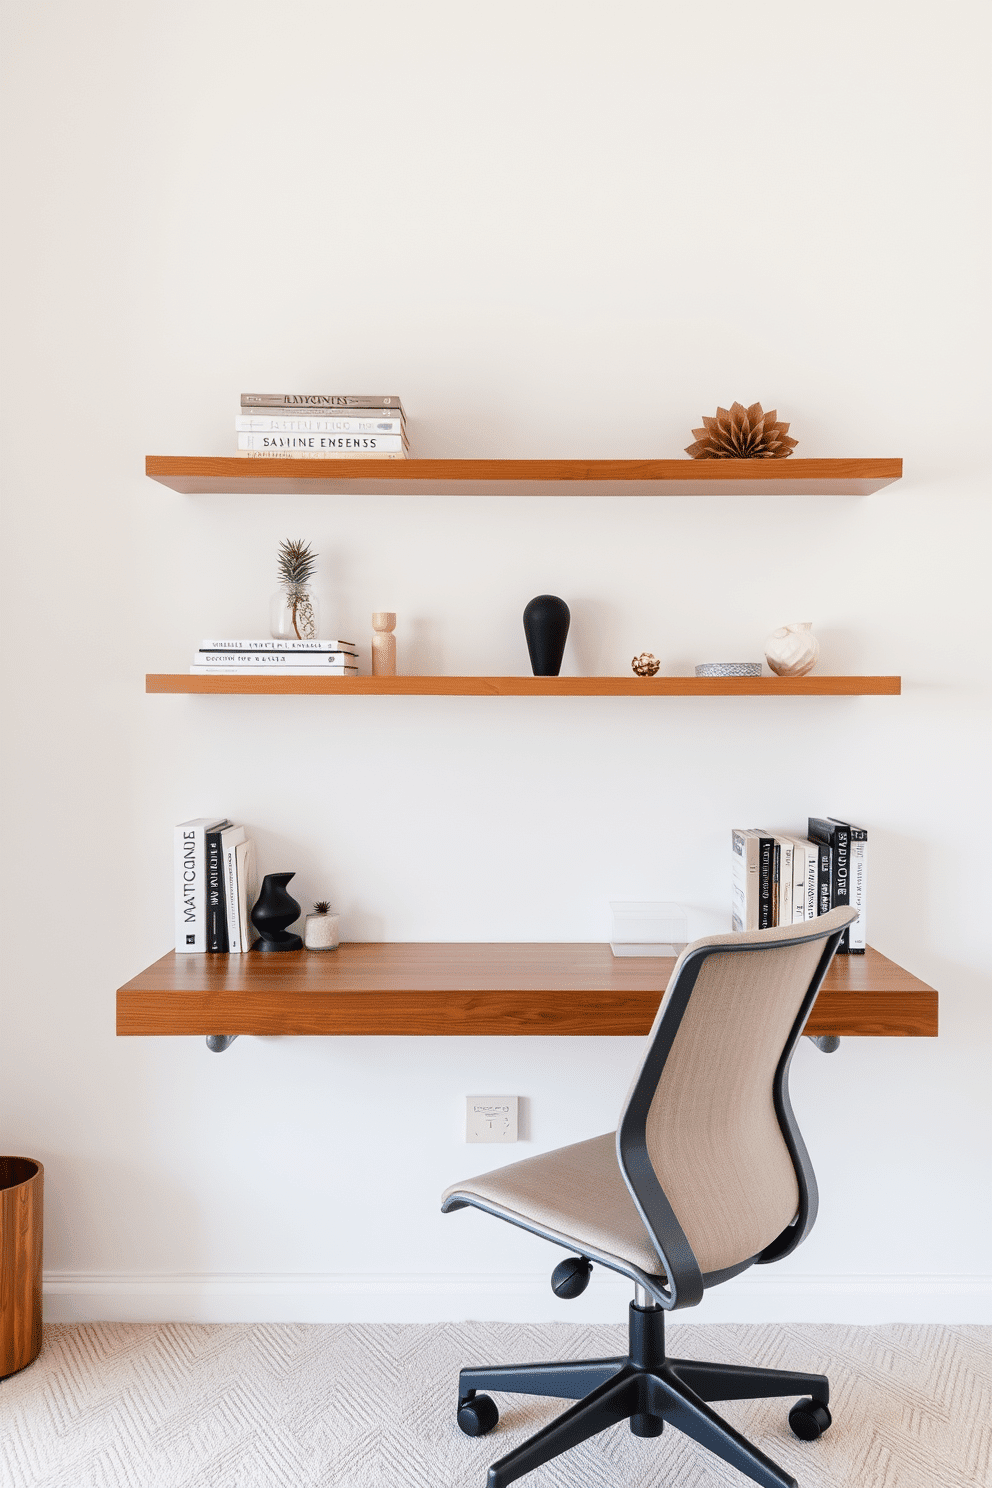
top-left (1, 1321), bottom-right (989, 1487)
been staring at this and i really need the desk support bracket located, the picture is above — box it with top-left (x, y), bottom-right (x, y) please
top-left (807, 1035), bottom-right (840, 1053)
top-left (206, 1035), bottom-right (238, 1053)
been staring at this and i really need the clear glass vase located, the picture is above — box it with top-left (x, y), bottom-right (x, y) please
top-left (270, 588), bottom-right (320, 641)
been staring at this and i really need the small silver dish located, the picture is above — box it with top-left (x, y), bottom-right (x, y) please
top-left (695, 662), bottom-right (763, 678)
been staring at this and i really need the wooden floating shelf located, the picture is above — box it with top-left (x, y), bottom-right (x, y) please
top-left (146, 675), bottom-right (902, 697)
top-left (117, 943), bottom-right (937, 1040)
top-left (146, 456), bottom-right (902, 498)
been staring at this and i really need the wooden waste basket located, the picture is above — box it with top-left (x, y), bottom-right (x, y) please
top-left (1, 1157), bottom-right (43, 1377)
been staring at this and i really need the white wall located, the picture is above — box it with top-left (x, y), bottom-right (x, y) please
top-left (2, 0), bottom-right (990, 1326)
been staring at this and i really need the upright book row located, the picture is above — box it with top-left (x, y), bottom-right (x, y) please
top-left (175, 818), bottom-right (258, 953)
top-left (732, 817), bottom-right (868, 952)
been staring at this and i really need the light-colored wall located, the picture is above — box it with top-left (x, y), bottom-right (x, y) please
top-left (2, 0), bottom-right (990, 1326)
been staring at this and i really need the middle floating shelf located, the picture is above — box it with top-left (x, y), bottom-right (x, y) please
top-left (146, 675), bottom-right (902, 697)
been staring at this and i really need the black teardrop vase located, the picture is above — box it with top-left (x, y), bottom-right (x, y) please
top-left (251, 871), bottom-right (304, 952)
top-left (523, 595), bottom-right (570, 677)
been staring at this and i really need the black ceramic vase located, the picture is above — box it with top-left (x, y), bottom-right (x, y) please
top-left (251, 871), bottom-right (304, 952)
top-left (523, 595), bottom-right (570, 676)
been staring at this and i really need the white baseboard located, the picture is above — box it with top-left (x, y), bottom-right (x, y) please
top-left (43, 1271), bottom-right (992, 1326)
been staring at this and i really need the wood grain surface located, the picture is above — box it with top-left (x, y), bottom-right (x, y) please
top-left (146, 456), bottom-right (902, 497)
top-left (0, 1158), bottom-right (43, 1379)
top-left (146, 674), bottom-right (902, 697)
top-left (117, 943), bottom-right (937, 1039)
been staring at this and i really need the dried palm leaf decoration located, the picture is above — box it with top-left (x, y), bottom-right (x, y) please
top-left (685, 402), bottom-right (798, 459)
top-left (277, 538), bottom-right (318, 639)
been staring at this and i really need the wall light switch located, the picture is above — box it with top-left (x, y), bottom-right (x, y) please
top-left (466, 1095), bottom-right (518, 1143)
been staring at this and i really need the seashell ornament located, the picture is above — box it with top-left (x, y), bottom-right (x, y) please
top-left (632, 653), bottom-right (661, 676)
top-left (765, 622), bottom-right (820, 678)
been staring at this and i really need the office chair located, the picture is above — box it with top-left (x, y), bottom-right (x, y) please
top-left (442, 905), bottom-right (858, 1488)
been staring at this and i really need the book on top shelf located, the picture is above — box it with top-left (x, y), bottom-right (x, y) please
top-left (236, 414), bottom-right (405, 435)
top-left (241, 393), bottom-right (405, 415)
top-left (237, 433), bottom-right (407, 454)
top-left (242, 448), bottom-right (408, 460)
top-left (190, 664), bottom-right (358, 676)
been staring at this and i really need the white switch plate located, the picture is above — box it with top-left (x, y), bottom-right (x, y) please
top-left (466, 1095), bottom-right (518, 1143)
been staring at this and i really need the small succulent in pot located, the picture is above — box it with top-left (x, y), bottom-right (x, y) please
top-left (304, 899), bottom-right (340, 951)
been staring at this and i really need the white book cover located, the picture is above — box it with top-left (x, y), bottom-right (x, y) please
top-left (234, 839), bottom-right (259, 952)
top-left (775, 837), bottom-right (794, 927)
top-left (174, 817), bottom-right (224, 953)
top-left (200, 638), bottom-right (357, 651)
top-left (190, 664), bottom-right (358, 676)
top-left (790, 837), bottom-right (819, 922)
top-left (219, 825), bottom-right (246, 952)
top-left (847, 838), bottom-right (868, 949)
top-left (731, 829), bottom-right (763, 932)
top-left (238, 433), bottom-right (405, 453)
top-left (195, 651), bottom-right (359, 668)
top-left (791, 836), bottom-right (810, 922)
top-left (235, 414), bottom-right (405, 434)
top-left (243, 448), bottom-right (407, 459)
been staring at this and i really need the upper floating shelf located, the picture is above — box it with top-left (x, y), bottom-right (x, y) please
top-left (145, 456), bottom-right (903, 497)
top-left (146, 675), bottom-right (902, 697)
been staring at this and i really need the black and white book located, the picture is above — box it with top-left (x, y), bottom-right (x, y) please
top-left (241, 394), bottom-right (405, 415)
top-left (238, 433), bottom-right (407, 454)
top-left (200, 638), bottom-right (357, 651)
top-left (830, 817), bottom-right (868, 952)
top-left (174, 817), bottom-right (226, 953)
top-left (235, 414), bottom-right (405, 434)
top-left (808, 817), bottom-right (851, 945)
top-left (195, 650), bottom-right (359, 668)
top-left (205, 821), bottom-right (239, 951)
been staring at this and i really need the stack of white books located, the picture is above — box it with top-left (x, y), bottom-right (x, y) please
top-left (235, 393), bottom-right (408, 459)
top-left (190, 639), bottom-right (359, 676)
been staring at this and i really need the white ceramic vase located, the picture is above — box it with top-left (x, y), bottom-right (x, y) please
top-left (765, 621), bottom-right (820, 678)
top-left (304, 912), bottom-right (340, 950)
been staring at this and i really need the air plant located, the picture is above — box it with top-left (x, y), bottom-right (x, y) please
top-left (277, 538), bottom-right (319, 639)
top-left (313, 900), bottom-right (332, 914)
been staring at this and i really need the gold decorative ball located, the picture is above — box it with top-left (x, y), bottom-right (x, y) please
top-left (632, 652), bottom-right (661, 677)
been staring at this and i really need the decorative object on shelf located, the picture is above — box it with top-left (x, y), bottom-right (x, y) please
top-left (631, 653), bottom-right (661, 677)
top-left (250, 872), bottom-right (304, 952)
top-left (372, 612), bottom-right (397, 676)
top-left (765, 621), bottom-right (820, 678)
top-left (523, 595), bottom-right (570, 677)
top-left (304, 901), bottom-right (340, 950)
top-left (695, 662), bottom-right (763, 678)
top-left (685, 402), bottom-right (798, 459)
top-left (271, 539), bottom-right (320, 641)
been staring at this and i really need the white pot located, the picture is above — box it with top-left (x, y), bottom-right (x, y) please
top-left (304, 913), bottom-right (340, 950)
top-left (765, 622), bottom-right (820, 678)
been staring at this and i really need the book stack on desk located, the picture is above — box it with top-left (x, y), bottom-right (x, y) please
top-left (190, 639), bottom-right (359, 677)
top-left (236, 393), bottom-right (408, 458)
top-left (731, 817), bottom-right (868, 952)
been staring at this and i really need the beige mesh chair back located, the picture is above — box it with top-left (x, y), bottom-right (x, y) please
top-left (616, 905), bottom-right (857, 1309)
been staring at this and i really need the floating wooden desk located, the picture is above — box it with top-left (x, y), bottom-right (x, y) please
top-left (145, 674), bottom-right (902, 697)
top-left (117, 943), bottom-right (937, 1040)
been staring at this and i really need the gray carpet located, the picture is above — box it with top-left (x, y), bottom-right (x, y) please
top-left (1, 1321), bottom-right (989, 1487)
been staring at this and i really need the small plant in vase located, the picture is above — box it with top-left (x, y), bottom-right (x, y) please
top-left (304, 899), bottom-right (340, 950)
top-left (271, 538), bottom-right (320, 641)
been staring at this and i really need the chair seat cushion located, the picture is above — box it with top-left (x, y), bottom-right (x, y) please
top-left (442, 1132), bottom-right (664, 1279)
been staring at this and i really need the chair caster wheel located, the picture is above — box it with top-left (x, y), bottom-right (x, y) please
top-left (789, 1398), bottom-right (832, 1441)
top-left (457, 1394), bottom-right (499, 1437)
